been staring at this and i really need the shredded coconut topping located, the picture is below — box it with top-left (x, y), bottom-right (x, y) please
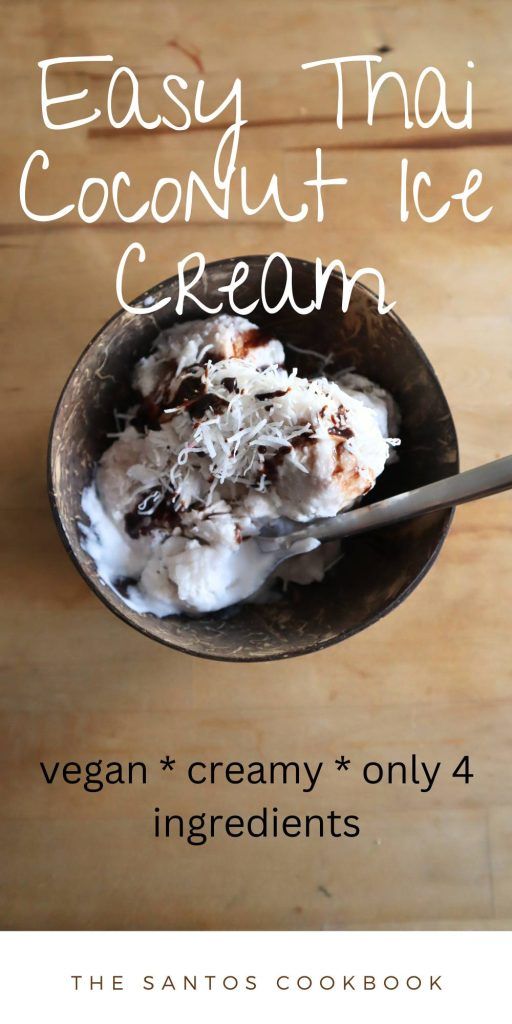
top-left (128, 357), bottom-right (397, 512)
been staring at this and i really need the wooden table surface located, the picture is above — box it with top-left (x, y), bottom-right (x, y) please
top-left (1, 0), bottom-right (511, 930)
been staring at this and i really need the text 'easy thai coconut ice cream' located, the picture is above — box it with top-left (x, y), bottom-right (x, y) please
top-left (81, 314), bottom-right (400, 615)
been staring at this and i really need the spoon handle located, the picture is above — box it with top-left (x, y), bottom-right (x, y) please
top-left (283, 454), bottom-right (512, 545)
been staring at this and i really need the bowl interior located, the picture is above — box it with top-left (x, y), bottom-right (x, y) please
top-left (49, 256), bottom-right (459, 661)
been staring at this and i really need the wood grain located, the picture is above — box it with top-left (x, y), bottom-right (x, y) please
top-left (0, 0), bottom-right (511, 930)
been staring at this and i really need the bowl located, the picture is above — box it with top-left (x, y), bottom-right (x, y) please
top-left (48, 255), bottom-right (459, 662)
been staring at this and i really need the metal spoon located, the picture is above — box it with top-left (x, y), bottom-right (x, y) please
top-left (257, 455), bottom-right (512, 561)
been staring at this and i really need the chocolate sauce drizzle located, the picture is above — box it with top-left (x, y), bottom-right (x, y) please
top-left (171, 372), bottom-right (204, 407)
top-left (125, 488), bottom-right (181, 538)
top-left (328, 425), bottom-right (354, 439)
top-left (242, 328), bottom-right (272, 349)
top-left (258, 428), bottom-right (318, 484)
top-left (328, 406), bottom-right (354, 440)
top-left (131, 326), bottom-right (274, 434)
top-left (255, 389), bottom-right (289, 401)
top-left (133, 369), bottom-right (230, 432)
top-left (187, 393), bottom-right (228, 420)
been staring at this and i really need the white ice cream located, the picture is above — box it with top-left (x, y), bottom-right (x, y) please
top-left (80, 314), bottom-right (400, 616)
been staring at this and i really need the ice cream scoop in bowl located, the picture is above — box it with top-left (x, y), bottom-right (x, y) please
top-left (48, 255), bottom-right (459, 662)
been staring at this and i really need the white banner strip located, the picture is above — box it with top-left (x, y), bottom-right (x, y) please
top-left (0, 930), bottom-right (507, 1022)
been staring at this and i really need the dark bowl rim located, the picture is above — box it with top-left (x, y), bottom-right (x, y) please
top-left (47, 254), bottom-right (460, 663)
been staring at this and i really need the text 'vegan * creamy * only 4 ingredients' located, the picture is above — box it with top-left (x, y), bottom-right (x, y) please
top-left (81, 315), bottom-right (400, 615)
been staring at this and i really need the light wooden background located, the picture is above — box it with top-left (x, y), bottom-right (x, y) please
top-left (1, 0), bottom-right (511, 930)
